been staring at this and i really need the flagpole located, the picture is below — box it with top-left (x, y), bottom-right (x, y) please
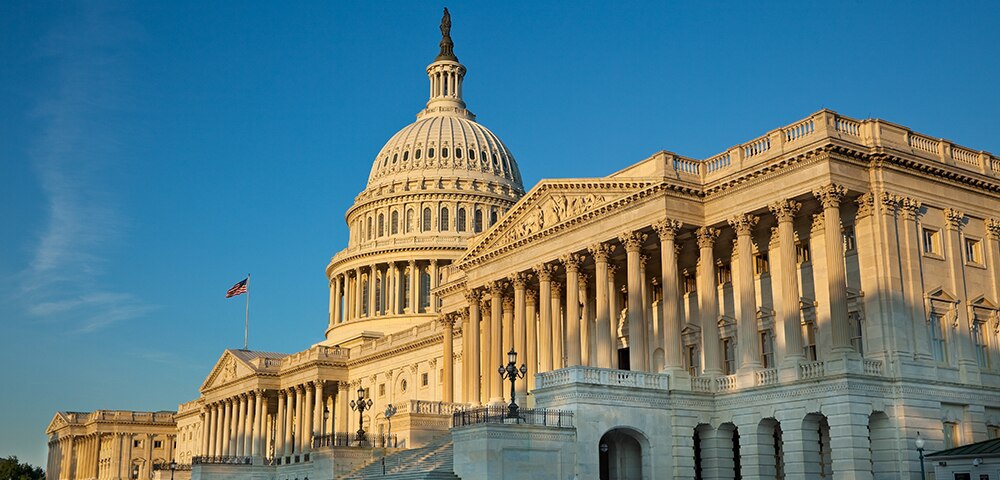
top-left (244, 273), bottom-right (250, 350)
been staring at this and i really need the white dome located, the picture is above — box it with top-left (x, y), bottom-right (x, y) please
top-left (366, 115), bottom-right (523, 192)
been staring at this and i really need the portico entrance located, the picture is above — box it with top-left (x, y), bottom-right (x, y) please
top-left (599, 428), bottom-right (646, 480)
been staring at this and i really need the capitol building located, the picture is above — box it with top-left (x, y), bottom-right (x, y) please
top-left (46, 10), bottom-right (1000, 480)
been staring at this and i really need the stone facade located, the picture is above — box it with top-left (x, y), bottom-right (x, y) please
top-left (47, 11), bottom-right (1000, 480)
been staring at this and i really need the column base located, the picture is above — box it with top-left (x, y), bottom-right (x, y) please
top-left (663, 368), bottom-right (691, 390)
top-left (736, 367), bottom-right (760, 388)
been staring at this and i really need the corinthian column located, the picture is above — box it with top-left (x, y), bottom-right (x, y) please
top-left (313, 381), bottom-right (324, 448)
top-left (619, 231), bottom-right (649, 371)
top-left (510, 273), bottom-right (529, 399)
top-left (488, 281), bottom-right (505, 404)
top-left (439, 314), bottom-right (456, 402)
top-left (535, 264), bottom-right (556, 372)
top-left (608, 264), bottom-right (620, 368)
top-left (525, 290), bottom-right (538, 392)
top-left (222, 398), bottom-right (233, 455)
top-left (550, 281), bottom-right (564, 369)
top-left (579, 273), bottom-right (591, 366)
top-left (653, 220), bottom-right (684, 372)
top-left (697, 227), bottom-right (722, 375)
top-left (275, 391), bottom-right (286, 456)
top-left (589, 243), bottom-right (616, 368)
top-left (562, 254), bottom-right (585, 366)
top-left (813, 184), bottom-right (852, 353)
top-left (770, 200), bottom-right (805, 366)
top-left (729, 213), bottom-right (762, 373)
top-left (465, 290), bottom-right (482, 404)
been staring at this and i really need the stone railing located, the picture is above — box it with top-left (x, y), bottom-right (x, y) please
top-left (358, 321), bottom-right (439, 355)
top-left (755, 368), bottom-right (779, 386)
top-left (863, 359), bottom-right (884, 376)
top-left (716, 375), bottom-right (738, 392)
top-left (535, 366), bottom-right (669, 391)
top-left (191, 456), bottom-right (251, 465)
top-left (332, 234), bottom-right (473, 263)
top-left (799, 361), bottom-right (826, 380)
top-left (692, 376), bottom-right (714, 393)
top-left (452, 406), bottom-right (573, 429)
top-left (395, 400), bottom-right (468, 416)
top-left (661, 109), bottom-right (998, 182)
top-left (91, 410), bottom-right (176, 424)
top-left (280, 345), bottom-right (349, 369)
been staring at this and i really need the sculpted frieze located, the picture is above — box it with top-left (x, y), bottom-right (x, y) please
top-left (499, 192), bottom-right (609, 247)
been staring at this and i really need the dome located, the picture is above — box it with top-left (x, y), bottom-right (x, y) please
top-left (366, 115), bottom-right (523, 192)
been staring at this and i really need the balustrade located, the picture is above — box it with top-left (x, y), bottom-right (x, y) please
top-left (755, 368), bottom-right (779, 386)
top-left (863, 359), bottom-right (884, 376)
top-left (799, 360), bottom-right (826, 379)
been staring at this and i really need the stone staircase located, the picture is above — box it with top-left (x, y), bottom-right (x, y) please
top-left (338, 437), bottom-right (459, 480)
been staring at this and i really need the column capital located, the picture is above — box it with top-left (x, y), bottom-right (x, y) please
top-left (854, 193), bottom-right (875, 219)
top-left (727, 213), bottom-right (759, 236)
top-left (578, 272), bottom-right (590, 288)
top-left (768, 199), bottom-right (802, 222)
top-left (560, 253), bottom-right (586, 272)
top-left (652, 219), bottom-right (683, 240)
top-left (508, 272), bottom-right (532, 288)
top-left (812, 183), bottom-right (847, 209)
top-left (502, 296), bottom-right (514, 311)
top-left (587, 242), bottom-right (616, 262)
top-left (810, 213), bottom-right (825, 233)
top-left (944, 208), bottom-right (965, 229)
top-left (487, 280), bottom-right (507, 295)
top-left (526, 289), bottom-right (538, 305)
top-left (464, 289), bottom-right (481, 303)
top-left (278, 389), bottom-right (287, 398)
top-left (898, 196), bottom-right (923, 220)
top-left (695, 227), bottom-right (720, 248)
top-left (550, 281), bottom-right (563, 297)
top-left (607, 263), bottom-right (618, 276)
top-left (618, 231), bottom-right (648, 253)
top-left (986, 219), bottom-right (1000, 239)
top-left (438, 313), bottom-right (457, 327)
top-left (295, 384), bottom-right (306, 393)
top-left (533, 263), bottom-right (558, 281)
top-left (639, 254), bottom-right (649, 268)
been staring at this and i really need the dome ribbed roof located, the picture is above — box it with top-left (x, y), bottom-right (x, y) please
top-left (365, 115), bottom-right (523, 192)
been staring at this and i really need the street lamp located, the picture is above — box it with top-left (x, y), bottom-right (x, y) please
top-left (349, 385), bottom-right (374, 439)
top-left (323, 405), bottom-right (330, 438)
top-left (498, 348), bottom-right (528, 419)
top-left (915, 432), bottom-right (926, 480)
top-left (168, 460), bottom-right (177, 480)
top-left (384, 403), bottom-right (397, 443)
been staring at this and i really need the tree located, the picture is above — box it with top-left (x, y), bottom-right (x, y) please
top-left (0, 456), bottom-right (44, 480)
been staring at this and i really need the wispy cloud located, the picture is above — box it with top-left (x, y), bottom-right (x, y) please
top-left (16, 4), bottom-right (153, 332)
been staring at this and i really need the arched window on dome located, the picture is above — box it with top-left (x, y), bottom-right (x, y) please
top-left (473, 209), bottom-right (483, 233)
top-left (415, 149), bottom-right (422, 160)
top-left (455, 148), bottom-right (462, 159)
top-left (493, 154), bottom-right (499, 168)
top-left (457, 208), bottom-right (467, 232)
top-left (367, 217), bottom-right (373, 240)
top-left (361, 275), bottom-right (370, 317)
top-left (440, 207), bottom-right (449, 232)
top-left (481, 151), bottom-right (487, 165)
top-left (406, 209), bottom-right (414, 233)
top-left (490, 208), bottom-right (498, 226)
top-left (391, 211), bottom-right (399, 235)
top-left (422, 207), bottom-right (432, 232)
top-left (442, 148), bottom-right (449, 159)
top-left (469, 149), bottom-right (475, 160)
top-left (428, 148), bottom-right (435, 158)
top-left (374, 274), bottom-right (382, 315)
top-left (403, 151), bottom-right (409, 162)
top-left (378, 214), bottom-right (385, 237)
top-left (392, 153), bottom-right (397, 164)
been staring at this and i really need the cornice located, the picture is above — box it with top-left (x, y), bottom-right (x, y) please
top-left (347, 190), bottom-right (519, 220)
top-left (869, 151), bottom-right (1000, 197)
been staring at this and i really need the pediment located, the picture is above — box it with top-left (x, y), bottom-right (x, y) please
top-left (970, 296), bottom-right (998, 310)
top-left (45, 412), bottom-right (68, 434)
top-left (925, 287), bottom-right (958, 304)
top-left (460, 179), bottom-right (652, 264)
top-left (200, 350), bottom-right (257, 392)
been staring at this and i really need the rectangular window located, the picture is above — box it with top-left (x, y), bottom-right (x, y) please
top-left (973, 322), bottom-right (990, 368)
top-left (965, 238), bottom-right (983, 264)
top-left (686, 345), bottom-right (700, 377)
top-left (754, 253), bottom-right (770, 275)
top-left (803, 321), bottom-right (817, 361)
top-left (717, 264), bottom-right (732, 285)
top-left (722, 337), bottom-right (736, 375)
top-left (421, 372), bottom-right (429, 386)
top-left (683, 275), bottom-right (697, 294)
top-left (379, 383), bottom-right (386, 396)
top-left (153, 440), bottom-right (162, 448)
top-left (796, 242), bottom-right (810, 264)
top-left (843, 227), bottom-right (856, 252)
top-left (943, 422), bottom-right (960, 449)
top-left (133, 439), bottom-right (142, 448)
top-left (849, 312), bottom-right (864, 356)
top-left (923, 228), bottom-right (941, 255)
top-left (988, 425), bottom-right (1000, 440)
top-left (364, 387), bottom-right (370, 399)
top-left (930, 313), bottom-right (947, 363)
top-left (760, 330), bottom-right (775, 368)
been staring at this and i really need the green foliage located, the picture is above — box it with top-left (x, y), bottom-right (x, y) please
top-left (0, 456), bottom-right (44, 480)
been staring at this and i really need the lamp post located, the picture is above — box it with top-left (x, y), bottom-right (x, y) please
top-left (498, 348), bottom-right (527, 419)
top-left (323, 406), bottom-right (330, 440)
top-left (131, 464), bottom-right (138, 480)
top-left (349, 385), bottom-right (374, 440)
top-left (915, 432), bottom-right (926, 480)
top-left (169, 460), bottom-right (176, 480)
top-left (384, 403), bottom-right (397, 445)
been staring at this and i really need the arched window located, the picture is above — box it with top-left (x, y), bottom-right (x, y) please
top-left (391, 211), bottom-right (399, 234)
top-left (469, 149), bottom-right (475, 160)
top-left (375, 275), bottom-right (382, 315)
top-left (415, 149), bottom-right (422, 160)
top-left (489, 208), bottom-right (498, 226)
top-left (440, 207), bottom-right (450, 231)
top-left (367, 217), bottom-right (373, 240)
top-left (473, 209), bottom-right (483, 233)
top-left (456, 208), bottom-right (467, 232)
top-left (455, 148), bottom-right (462, 159)
top-left (422, 207), bottom-right (432, 232)
top-left (392, 153), bottom-right (397, 164)
top-left (378, 213), bottom-right (385, 237)
top-left (428, 148), bottom-right (435, 158)
top-left (403, 151), bottom-right (409, 162)
top-left (406, 209), bottom-right (414, 233)
top-left (442, 148), bottom-right (449, 158)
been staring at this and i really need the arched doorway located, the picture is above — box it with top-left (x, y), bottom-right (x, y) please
top-left (599, 428), bottom-right (645, 480)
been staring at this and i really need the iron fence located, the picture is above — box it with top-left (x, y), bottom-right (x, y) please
top-left (152, 464), bottom-right (191, 471)
top-left (191, 456), bottom-right (251, 465)
top-left (451, 406), bottom-right (573, 428)
top-left (312, 432), bottom-right (398, 448)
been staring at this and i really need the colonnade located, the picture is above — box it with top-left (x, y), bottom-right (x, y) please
top-left (328, 259), bottom-right (442, 326)
top-left (444, 184), bottom-right (858, 403)
top-left (47, 431), bottom-right (176, 480)
top-left (201, 381), bottom-right (341, 459)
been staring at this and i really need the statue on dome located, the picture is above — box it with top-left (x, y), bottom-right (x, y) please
top-left (441, 7), bottom-right (451, 38)
top-left (437, 7), bottom-right (457, 61)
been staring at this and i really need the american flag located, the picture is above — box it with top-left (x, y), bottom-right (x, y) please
top-left (226, 278), bottom-right (248, 298)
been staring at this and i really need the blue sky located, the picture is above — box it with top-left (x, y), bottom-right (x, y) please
top-left (2, 0), bottom-right (998, 467)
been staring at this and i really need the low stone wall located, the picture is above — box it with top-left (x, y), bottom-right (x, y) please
top-left (453, 423), bottom-right (577, 480)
